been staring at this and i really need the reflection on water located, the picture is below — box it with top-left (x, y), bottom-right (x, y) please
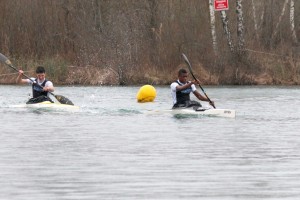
top-left (1, 85), bottom-right (300, 199)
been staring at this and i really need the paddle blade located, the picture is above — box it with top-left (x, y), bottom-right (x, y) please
top-left (54, 95), bottom-right (74, 105)
top-left (181, 53), bottom-right (197, 80)
top-left (0, 53), bottom-right (10, 64)
top-left (181, 53), bottom-right (191, 68)
top-left (0, 53), bottom-right (19, 72)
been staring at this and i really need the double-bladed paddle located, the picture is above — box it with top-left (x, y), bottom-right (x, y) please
top-left (0, 52), bottom-right (74, 105)
top-left (181, 53), bottom-right (216, 108)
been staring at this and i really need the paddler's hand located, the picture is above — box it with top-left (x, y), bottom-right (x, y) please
top-left (18, 69), bottom-right (24, 75)
top-left (16, 69), bottom-right (25, 84)
top-left (43, 87), bottom-right (50, 92)
top-left (43, 86), bottom-right (54, 92)
top-left (191, 79), bottom-right (200, 85)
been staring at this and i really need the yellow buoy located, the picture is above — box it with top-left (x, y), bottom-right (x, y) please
top-left (136, 85), bottom-right (156, 103)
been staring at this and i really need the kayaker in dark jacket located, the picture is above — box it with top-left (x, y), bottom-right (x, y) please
top-left (16, 66), bottom-right (54, 103)
top-left (170, 68), bottom-right (215, 109)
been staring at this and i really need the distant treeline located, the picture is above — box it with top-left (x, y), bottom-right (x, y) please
top-left (0, 0), bottom-right (300, 85)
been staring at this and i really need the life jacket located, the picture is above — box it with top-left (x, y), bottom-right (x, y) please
top-left (32, 78), bottom-right (48, 98)
top-left (174, 80), bottom-right (192, 105)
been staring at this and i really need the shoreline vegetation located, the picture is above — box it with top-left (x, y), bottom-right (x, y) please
top-left (1, 1), bottom-right (300, 86)
top-left (1, 49), bottom-right (300, 86)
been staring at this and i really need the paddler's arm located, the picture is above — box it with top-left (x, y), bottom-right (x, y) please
top-left (176, 80), bottom-right (198, 91)
top-left (16, 70), bottom-right (29, 84)
top-left (193, 90), bottom-right (215, 107)
top-left (43, 81), bottom-right (54, 92)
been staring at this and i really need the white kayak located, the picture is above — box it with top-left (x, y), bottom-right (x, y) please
top-left (11, 101), bottom-right (80, 111)
top-left (150, 107), bottom-right (236, 118)
top-left (172, 107), bottom-right (236, 118)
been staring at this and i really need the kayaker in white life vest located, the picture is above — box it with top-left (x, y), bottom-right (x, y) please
top-left (170, 68), bottom-right (215, 109)
top-left (16, 66), bottom-right (55, 103)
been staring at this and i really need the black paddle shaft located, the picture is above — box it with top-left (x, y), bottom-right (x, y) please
top-left (181, 53), bottom-right (216, 109)
top-left (0, 53), bottom-right (74, 105)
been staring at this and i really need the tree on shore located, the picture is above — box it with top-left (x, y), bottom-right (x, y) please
top-left (290, 0), bottom-right (298, 44)
top-left (209, 0), bottom-right (218, 55)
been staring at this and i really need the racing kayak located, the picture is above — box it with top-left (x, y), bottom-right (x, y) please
top-left (11, 101), bottom-right (80, 110)
top-left (171, 107), bottom-right (236, 118)
top-left (149, 107), bottom-right (236, 118)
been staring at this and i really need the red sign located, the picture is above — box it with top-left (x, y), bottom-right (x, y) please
top-left (214, 0), bottom-right (229, 11)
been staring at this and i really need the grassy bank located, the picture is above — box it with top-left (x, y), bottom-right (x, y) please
top-left (1, 54), bottom-right (300, 86)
